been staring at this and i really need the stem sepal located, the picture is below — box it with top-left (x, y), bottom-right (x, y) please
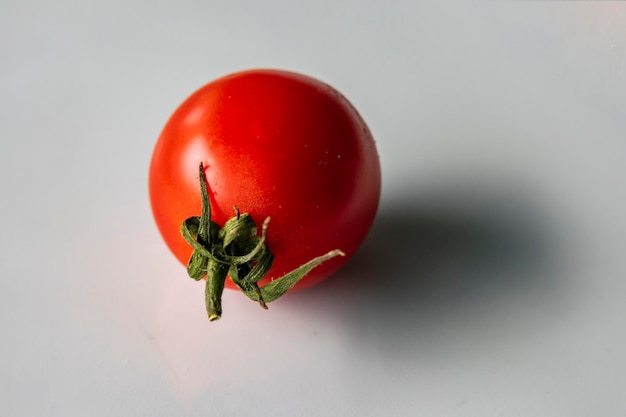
top-left (180, 162), bottom-right (344, 321)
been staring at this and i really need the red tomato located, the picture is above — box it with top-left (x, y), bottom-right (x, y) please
top-left (149, 69), bottom-right (381, 294)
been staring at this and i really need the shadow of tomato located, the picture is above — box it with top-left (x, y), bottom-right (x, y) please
top-left (284, 179), bottom-right (565, 358)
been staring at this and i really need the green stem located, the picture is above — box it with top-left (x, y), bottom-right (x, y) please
top-left (197, 162), bottom-right (211, 247)
top-left (181, 162), bottom-right (345, 321)
top-left (205, 257), bottom-right (229, 321)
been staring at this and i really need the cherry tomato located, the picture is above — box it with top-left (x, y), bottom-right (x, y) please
top-left (149, 69), bottom-right (381, 296)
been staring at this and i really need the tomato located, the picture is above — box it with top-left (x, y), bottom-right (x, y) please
top-left (149, 69), bottom-right (381, 318)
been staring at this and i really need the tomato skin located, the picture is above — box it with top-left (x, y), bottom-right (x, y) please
top-left (149, 69), bottom-right (381, 291)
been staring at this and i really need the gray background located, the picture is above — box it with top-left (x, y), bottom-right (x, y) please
top-left (2, 1), bottom-right (626, 416)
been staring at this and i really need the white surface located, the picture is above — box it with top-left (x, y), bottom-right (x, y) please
top-left (2, 1), bottom-right (626, 416)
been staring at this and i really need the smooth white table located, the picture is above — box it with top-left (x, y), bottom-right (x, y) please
top-left (2, 2), bottom-right (625, 415)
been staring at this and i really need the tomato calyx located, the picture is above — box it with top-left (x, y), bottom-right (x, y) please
top-left (180, 162), bottom-right (345, 321)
